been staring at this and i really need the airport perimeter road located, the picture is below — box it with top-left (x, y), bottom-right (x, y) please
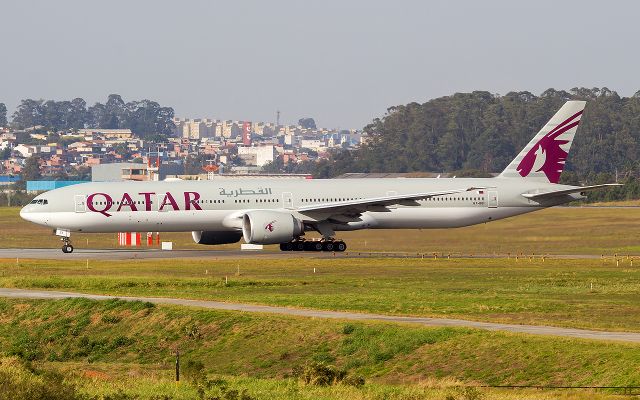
top-left (1, 288), bottom-right (639, 344)
top-left (0, 248), bottom-right (606, 260)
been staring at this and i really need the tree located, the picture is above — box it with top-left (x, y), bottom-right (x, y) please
top-left (0, 147), bottom-right (10, 160)
top-left (298, 117), bottom-right (317, 129)
top-left (0, 103), bottom-right (7, 127)
top-left (184, 154), bottom-right (208, 175)
top-left (12, 99), bottom-right (45, 129)
top-left (21, 156), bottom-right (42, 181)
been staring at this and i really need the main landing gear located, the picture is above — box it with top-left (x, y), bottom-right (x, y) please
top-left (279, 239), bottom-right (347, 252)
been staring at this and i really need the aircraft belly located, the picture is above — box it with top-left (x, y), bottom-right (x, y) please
top-left (46, 211), bottom-right (232, 233)
top-left (363, 207), bottom-right (540, 229)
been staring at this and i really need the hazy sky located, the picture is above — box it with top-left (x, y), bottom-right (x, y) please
top-left (1, 0), bottom-right (639, 129)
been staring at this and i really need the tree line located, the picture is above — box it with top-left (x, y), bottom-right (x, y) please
top-left (1, 94), bottom-right (175, 139)
top-left (345, 88), bottom-right (640, 178)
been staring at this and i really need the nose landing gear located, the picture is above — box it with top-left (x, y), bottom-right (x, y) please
top-left (56, 228), bottom-right (74, 254)
top-left (61, 238), bottom-right (74, 253)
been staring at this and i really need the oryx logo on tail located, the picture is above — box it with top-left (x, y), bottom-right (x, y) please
top-left (516, 110), bottom-right (582, 183)
top-left (499, 101), bottom-right (586, 183)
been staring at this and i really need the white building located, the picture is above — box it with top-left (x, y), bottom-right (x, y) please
top-left (237, 145), bottom-right (277, 167)
top-left (300, 139), bottom-right (326, 151)
top-left (13, 144), bottom-right (37, 158)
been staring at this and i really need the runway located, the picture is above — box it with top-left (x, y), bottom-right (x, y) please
top-left (1, 287), bottom-right (638, 343)
top-left (0, 248), bottom-right (606, 260)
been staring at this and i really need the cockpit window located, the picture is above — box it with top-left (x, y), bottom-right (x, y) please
top-left (30, 199), bottom-right (48, 205)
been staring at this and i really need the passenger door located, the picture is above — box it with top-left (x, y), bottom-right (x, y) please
top-left (487, 191), bottom-right (498, 208)
top-left (282, 192), bottom-right (293, 209)
top-left (74, 194), bottom-right (86, 213)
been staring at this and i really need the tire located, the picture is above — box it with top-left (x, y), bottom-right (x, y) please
top-left (294, 242), bottom-right (305, 251)
top-left (323, 242), bottom-right (334, 252)
top-left (335, 241), bottom-right (346, 252)
top-left (312, 242), bottom-right (323, 252)
top-left (62, 245), bottom-right (73, 254)
top-left (279, 243), bottom-right (290, 251)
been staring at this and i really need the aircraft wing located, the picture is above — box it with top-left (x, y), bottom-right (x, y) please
top-left (296, 187), bottom-right (486, 218)
top-left (521, 183), bottom-right (622, 201)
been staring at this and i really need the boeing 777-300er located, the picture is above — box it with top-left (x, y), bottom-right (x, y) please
top-left (20, 101), bottom-right (619, 253)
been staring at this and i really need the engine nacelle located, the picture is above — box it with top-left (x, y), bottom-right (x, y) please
top-left (242, 210), bottom-right (304, 244)
top-left (192, 230), bottom-right (243, 245)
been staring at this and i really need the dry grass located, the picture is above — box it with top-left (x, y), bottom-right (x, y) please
top-left (4, 205), bottom-right (640, 254)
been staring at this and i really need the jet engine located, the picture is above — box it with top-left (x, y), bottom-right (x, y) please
top-left (242, 210), bottom-right (304, 244)
top-left (192, 230), bottom-right (243, 245)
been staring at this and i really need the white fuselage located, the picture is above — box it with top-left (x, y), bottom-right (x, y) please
top-left (19, 177), bottom-right (577, 234)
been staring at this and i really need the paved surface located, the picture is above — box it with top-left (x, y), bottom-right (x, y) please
top-left (0, 248), bottom-right (609, 260)
top-left (1, 288), bottom-right (639, 343)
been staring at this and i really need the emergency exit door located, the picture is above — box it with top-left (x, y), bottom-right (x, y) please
top-left (487, 191), bottom-right (498, 208)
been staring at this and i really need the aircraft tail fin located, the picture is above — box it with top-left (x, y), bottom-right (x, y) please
top-left (499, 100), bottom-right (586, 183)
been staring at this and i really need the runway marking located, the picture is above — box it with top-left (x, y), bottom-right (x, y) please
top-left (0, 288), bottom-right (639, 343)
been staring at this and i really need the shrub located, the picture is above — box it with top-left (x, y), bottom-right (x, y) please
top-left (342, 324), bottom-right (355, 335)
top-left (342, 374), bottom-right (365, 388)
top-left (295, 362), bottom-right (346, 386)
top-left (293, 362), bottom-right (365, 388)
top-left (183, 359), bottom-right (206, 383)
top-left (0, 358), bottom-right (84, 400)
top-left (185, 324), bottom-right (202, 340)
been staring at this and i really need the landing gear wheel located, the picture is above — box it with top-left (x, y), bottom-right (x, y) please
top-left (294, 241), bottom-right (305, 251)
top-left (62, 244), bottom-right (74, 254)
top-left (335, 241), bottom-right (347, 252)
top-left (323, 241), bottom-right (335, 252)
top-left (280, 243), bottom-right (293, 251)
top-left (303, 241), bottom-right (323, 251)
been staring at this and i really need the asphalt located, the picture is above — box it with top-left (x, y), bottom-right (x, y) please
top-left (0, 248), bottom-right (607, 260)
top-left (1, 287), bottom-right (638, 343)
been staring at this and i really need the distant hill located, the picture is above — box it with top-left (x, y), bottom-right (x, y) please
top-left (348, 88), bottom-right (639, 177)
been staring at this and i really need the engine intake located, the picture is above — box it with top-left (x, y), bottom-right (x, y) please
top-left (192, 230), bottom-right (243, 245)
top-left (242, 210), bottom-right (304, 244)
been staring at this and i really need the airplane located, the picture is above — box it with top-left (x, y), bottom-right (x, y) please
top-left (20, 101), bottom-right (619, 253)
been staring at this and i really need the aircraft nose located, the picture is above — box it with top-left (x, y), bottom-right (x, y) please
top-left (19, 205), bottom-right (33, 222)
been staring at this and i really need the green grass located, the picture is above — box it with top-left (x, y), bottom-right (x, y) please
top-left (2, 357), bottom-right (626, 400)
top-left (0, 297), bottom-right (638, 400)
top-left (4, 205), bottom-right (640, 254)
top-left (1, 257), bottom-right (639, 332)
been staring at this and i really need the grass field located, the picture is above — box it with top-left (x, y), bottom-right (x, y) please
top-left (0, 298), bottom-right (638, 399)
top-left (2, 205), bottom-right (640, 399)
top-left (1, 257), bottom-right (639, 332)
top-left (4, 205), bottom-right (640, 254)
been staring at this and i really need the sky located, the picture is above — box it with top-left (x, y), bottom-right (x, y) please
top-left (1, 0), bottom-right (639, 129)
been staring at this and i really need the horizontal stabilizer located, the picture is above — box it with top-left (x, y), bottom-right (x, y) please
top-left (521, 183), bottom-right (622, 200)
